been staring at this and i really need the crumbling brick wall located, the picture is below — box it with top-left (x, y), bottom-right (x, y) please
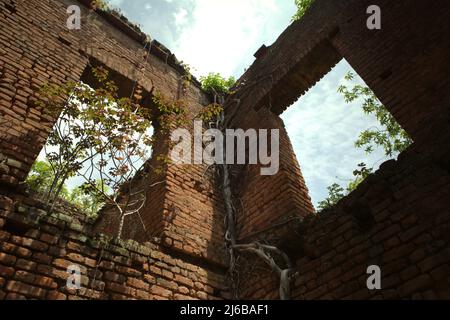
top-left (228, 106), bottom-right (315, 240)
top-left (229, 0), bottom-right (450, 299)
top-left (0, 0), bottom-right (229, 299)
top-left (0, 195), bottom-right (228, 300)
top-left (0, 0), bottom-right (449, 300)
top-left (236, 134), bottom-right (450, 299)
top-left (0, 0), bottom-right (228, 271)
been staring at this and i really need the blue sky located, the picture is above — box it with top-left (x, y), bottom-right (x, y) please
top-left (59, 0), bottom-right (391, 208)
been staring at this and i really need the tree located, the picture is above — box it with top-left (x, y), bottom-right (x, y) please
top-left (34, 65), bottom-right (224, 238)
top-left (292, 0), bottom-right (315, 21)
top-left (346, 162), bottom-right (373, 193)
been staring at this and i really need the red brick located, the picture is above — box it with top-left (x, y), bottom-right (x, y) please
top-left (116, 265), bottom-right (141, 277)
top-left (104, 271), bottom-right (125, 283)
top-left (6, 280), bottom-right (47, 299)
top-left (67, 253), bottom-right (84, 264)
top-left (34, 275), bottom-right (57, 289)
top-left (0, 253), bottom-right (17, 266)
top-left (150, 285), bottom-right (172, 298)
top-left (14, 270), bottom-right (35, 283)
top-left (47, 291), bottom-right (67, 300)
top-left (15, 259), bottom-right (37, 271)
top-left (10, 236), bottom-right (48, 251)
top-left (99, 261), bottom-right (115, 270)
top-left (127, 277), bottom-right (149, 291)
top-left (0, 230), bottom-right (10, 241)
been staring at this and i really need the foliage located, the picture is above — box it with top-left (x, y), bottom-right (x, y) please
top-left (200, 73), bottom-right (236, 95)
top-left (152, 91), bottom-right (189, 132)
top-left (37, 66), bottom-right (153, 216)
top-left (292, 0), bottom-right (315, 21)
top-left (338, 71), bottom-right (413, 157)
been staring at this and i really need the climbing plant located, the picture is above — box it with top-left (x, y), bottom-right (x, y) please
top-left (195, 78), bottom-right (296, 300)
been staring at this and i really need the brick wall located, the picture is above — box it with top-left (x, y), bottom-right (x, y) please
top-left (0, 194), bottom-right (228, 300)
top-left (228, 106), bottom-right (315, 240)
top-left (0, 0), bottom-right (226, 271)
top-left (236, 130), bottom-right (450, 299)
top-left (232, 0), bottom-right (450, 143)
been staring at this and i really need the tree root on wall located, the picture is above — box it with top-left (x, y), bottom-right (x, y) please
top-left (216, 108), bottom-right (296, 300)
top-left (233, 243), bottom-right (295, 300)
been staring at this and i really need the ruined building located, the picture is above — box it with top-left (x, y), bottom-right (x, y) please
top-left (0, 0), bottom-right (449, 300)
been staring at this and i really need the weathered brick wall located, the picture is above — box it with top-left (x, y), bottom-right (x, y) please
top-left (228, 106), bottom-right (315, 240)
top-left (0, 0), bottom-right (226, 269)
top-left (1, 0), bottom-right (449, 301)
top-left (237, 131), bottom-right (450, 299)
top-left (0, 194), bottom-right (228, 300)
top-left (232, 0), bottom-right (450, 143)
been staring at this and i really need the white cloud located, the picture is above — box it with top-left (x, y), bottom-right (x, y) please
top-left (173, 0), bottom-right (293, 78)
top-left (174, 7), bottom-right (188, 27)
top-left (108, 0), bottom-right (124, 8)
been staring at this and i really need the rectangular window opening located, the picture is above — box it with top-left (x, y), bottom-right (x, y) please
top-left (281, 59), bottom-right (413, 212)
top-left (25, 62), bottom-right (157, 221)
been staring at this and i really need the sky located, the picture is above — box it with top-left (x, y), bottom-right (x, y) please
top-left (46, 0), bottom-right (393, 208)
